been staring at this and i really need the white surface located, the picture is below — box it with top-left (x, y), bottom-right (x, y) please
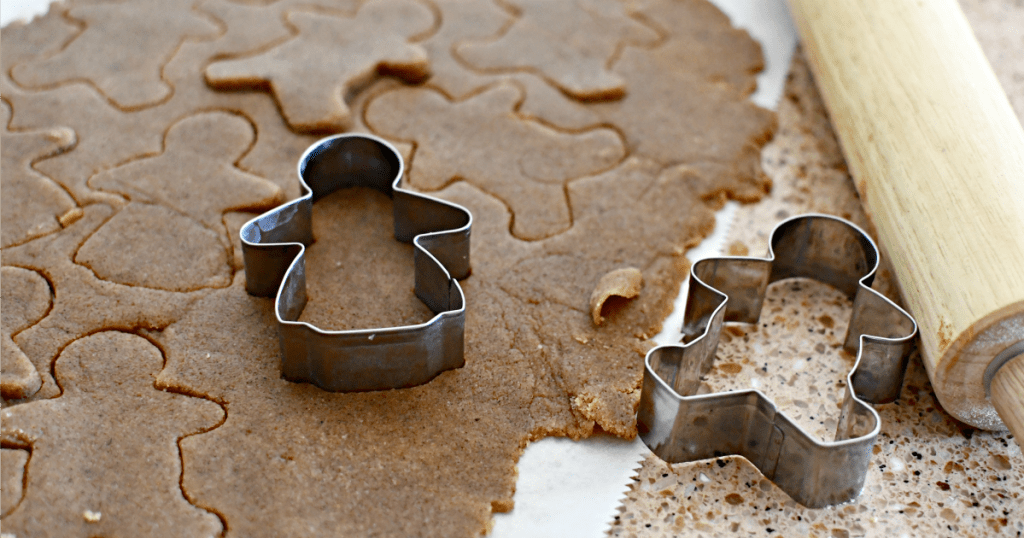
top-left (488, 434), bottom-right (647, 538)
top-left (0, 0), bottom-right (797, 536)
top-left (1, 0), bottom-right (53, 25)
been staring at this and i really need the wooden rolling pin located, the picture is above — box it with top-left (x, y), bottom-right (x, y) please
top-left (787, 0), bottom-right (1024, 440)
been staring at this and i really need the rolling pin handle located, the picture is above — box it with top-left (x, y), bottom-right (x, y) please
top-left (990, 345), bottom-right (1024, 443)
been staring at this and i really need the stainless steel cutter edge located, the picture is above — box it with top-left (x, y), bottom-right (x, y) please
top-left (637, 214), bottom-right (918, 508)
top-left (240, 134), bottom-right (472, 392)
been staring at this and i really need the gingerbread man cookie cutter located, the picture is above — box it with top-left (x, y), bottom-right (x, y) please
top-left (241, 134), bottom-right (472, 392)
top-left (638, 214), bottom-right (918, 508)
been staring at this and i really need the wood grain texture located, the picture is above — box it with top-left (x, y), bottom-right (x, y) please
top-left (991, 354), bottom-right (1024, 441)
top-left (788, 0), bottom-right (1024, 430)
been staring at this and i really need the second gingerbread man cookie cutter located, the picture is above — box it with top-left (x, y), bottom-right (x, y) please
top-left (241, 134), bottom-right (472, 392)
top-left (638, 214), bottom-right (918, 508)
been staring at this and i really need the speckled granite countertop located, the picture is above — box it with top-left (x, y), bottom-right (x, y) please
top-left (609, 0), bottom-right (1024, 535)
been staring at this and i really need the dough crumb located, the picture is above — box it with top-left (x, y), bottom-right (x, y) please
top-left (58, 207), bottom-right (84, 227)
top-left (83, 510), bottom-right (102, 523)
top-left (590, 267), bottom-right (644, 325)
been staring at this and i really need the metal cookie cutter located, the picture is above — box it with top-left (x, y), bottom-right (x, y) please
top-left (637, 214), bottom-right (917, 508)
top-left (241, 134), bottom-right (472, 392)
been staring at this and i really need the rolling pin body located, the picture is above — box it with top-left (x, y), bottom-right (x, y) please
top-left (788, 0), bottom-right (1024, 434)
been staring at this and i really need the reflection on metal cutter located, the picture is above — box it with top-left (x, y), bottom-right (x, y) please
top-left (638, 214), bottom-right (918, 508)
top-left (240, 134), bottom-right (472, 392)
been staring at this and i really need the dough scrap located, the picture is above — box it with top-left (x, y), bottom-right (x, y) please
top-left (205, 0), bottom-right (435, 132)
top-left (590, 267), bottom-right (644, 325)
top-left (0, 332), bottom-right (225, 538)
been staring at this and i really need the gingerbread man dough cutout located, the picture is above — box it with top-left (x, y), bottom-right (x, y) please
top-left (89, 112), bottom-right (283, 238)
top-left (456, 0), bottom-right (659, 101)
top-left (11, 1), bottom-right (220, 109)
top-left (1, 267), bottom-right (51, 399)
top-left (0, 331), bottom-right (225, 538)
top-left (205, 0), bottom-right (434, 132)
top-left (1, 101), bottom-right (78, 249)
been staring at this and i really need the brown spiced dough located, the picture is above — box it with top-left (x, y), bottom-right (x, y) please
top-left (74, 202), bottom-right (232, 292)
top-left (365, 82), bottom-right (626, 240)
top-left (87, 112), bottom-right (283, 236)
top-left (1, 205), bottom-right (205, 400)
top-left (11, 0), bottom-right (220, 109)
top-left (2, 3), bottom-right (317, 206)
top-left (0, 101), bottom-right (77, 250)
top-left (0, 448), bottom-right (29, 517)
top-left (1, 267), bottom-right (51, 399)
top-left (205, 0), bottom-right (434, 132)
top-left (416, 0), bottom-right (604, 130)
top-left (589, 0), bottom-right (775, 201)
top-left (1, 0), bottom-right (776, 535)
top-left (418, 0), bottom-right (511, 99)
top-left (0, 332), bottom-right (225, 538)
top-left (590, 267), bottom-right (645, 325)
top-left (151, 154), bottom-right (723, 535)
top-left (456, 0), bottom-right (660, 101)
top-left (297, 188), bottom-right (434, 329)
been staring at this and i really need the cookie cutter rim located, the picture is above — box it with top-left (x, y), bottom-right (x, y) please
top-left (637, 213), bottom-right (918, 508)
top-left (240, 133), bottom-right (472, 392)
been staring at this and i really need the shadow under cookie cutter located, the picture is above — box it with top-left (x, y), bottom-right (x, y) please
top-left (241, 134), bottom-right (472, 392)
top-left (637, 214), bottom-right (918, 508)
